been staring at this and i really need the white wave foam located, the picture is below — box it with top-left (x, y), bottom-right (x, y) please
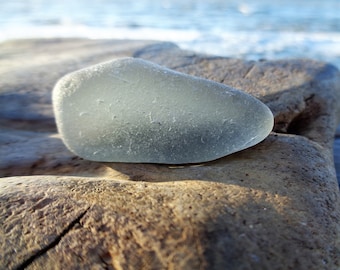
top-left (1, 24), bottom-right (340, 68)
top-left (0, 24), bottom-right (201, 43)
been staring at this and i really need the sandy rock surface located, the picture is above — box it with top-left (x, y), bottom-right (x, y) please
top-left (0, 39), bottom-right (340, 269)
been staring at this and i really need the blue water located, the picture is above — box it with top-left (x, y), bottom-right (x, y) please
top-left (1, 0), bottom-right (340, 184)
top-left (1, 0), bottom-right (340, 68)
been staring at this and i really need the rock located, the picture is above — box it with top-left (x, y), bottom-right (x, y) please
top-left (0, 39), bottom-right (340, 269)
top-left (0, 39), bottom-right (156, 132)
top-left (335, 124), bottom-right (340, 185)
top-left (53, 57), bottom-right (273, 164)
top-left (1, 158), bottom-right (339, 269)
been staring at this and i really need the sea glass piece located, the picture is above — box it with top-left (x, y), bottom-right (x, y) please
top-left (53, 57), bottom-right (274, 164)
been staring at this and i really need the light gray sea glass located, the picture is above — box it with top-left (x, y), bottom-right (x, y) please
top-left (53, 57), bottom-right (274, 164)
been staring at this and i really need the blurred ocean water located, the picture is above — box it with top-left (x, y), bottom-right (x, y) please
top-left (0, 0), bottom-right (339, 183)
top-left (1, 0), bottom-right (340, 68)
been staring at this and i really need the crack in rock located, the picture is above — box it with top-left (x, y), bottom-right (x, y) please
top-left (14, 207), bottom-right (90, 270)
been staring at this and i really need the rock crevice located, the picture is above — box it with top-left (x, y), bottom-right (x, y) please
top-left (14, 207), bottom-right (90, 270)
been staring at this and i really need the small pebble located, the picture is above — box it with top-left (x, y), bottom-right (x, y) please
top-left (53, 58), bottom-right (274, 164)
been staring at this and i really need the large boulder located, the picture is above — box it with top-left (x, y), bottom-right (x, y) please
top-left (0, 39), bottom-right (339, 269)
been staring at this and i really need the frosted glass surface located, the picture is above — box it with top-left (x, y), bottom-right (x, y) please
top-left (53, 58), bottom-right (274, 164)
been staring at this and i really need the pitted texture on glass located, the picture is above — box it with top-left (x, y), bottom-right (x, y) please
top-left (53, 58), bottom-right (274, 164)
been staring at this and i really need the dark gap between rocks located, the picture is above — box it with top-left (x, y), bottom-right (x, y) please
top-left (272, 94), bottom-right (321, 137)
top-left (286, 94), bottom-right (321, 136)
